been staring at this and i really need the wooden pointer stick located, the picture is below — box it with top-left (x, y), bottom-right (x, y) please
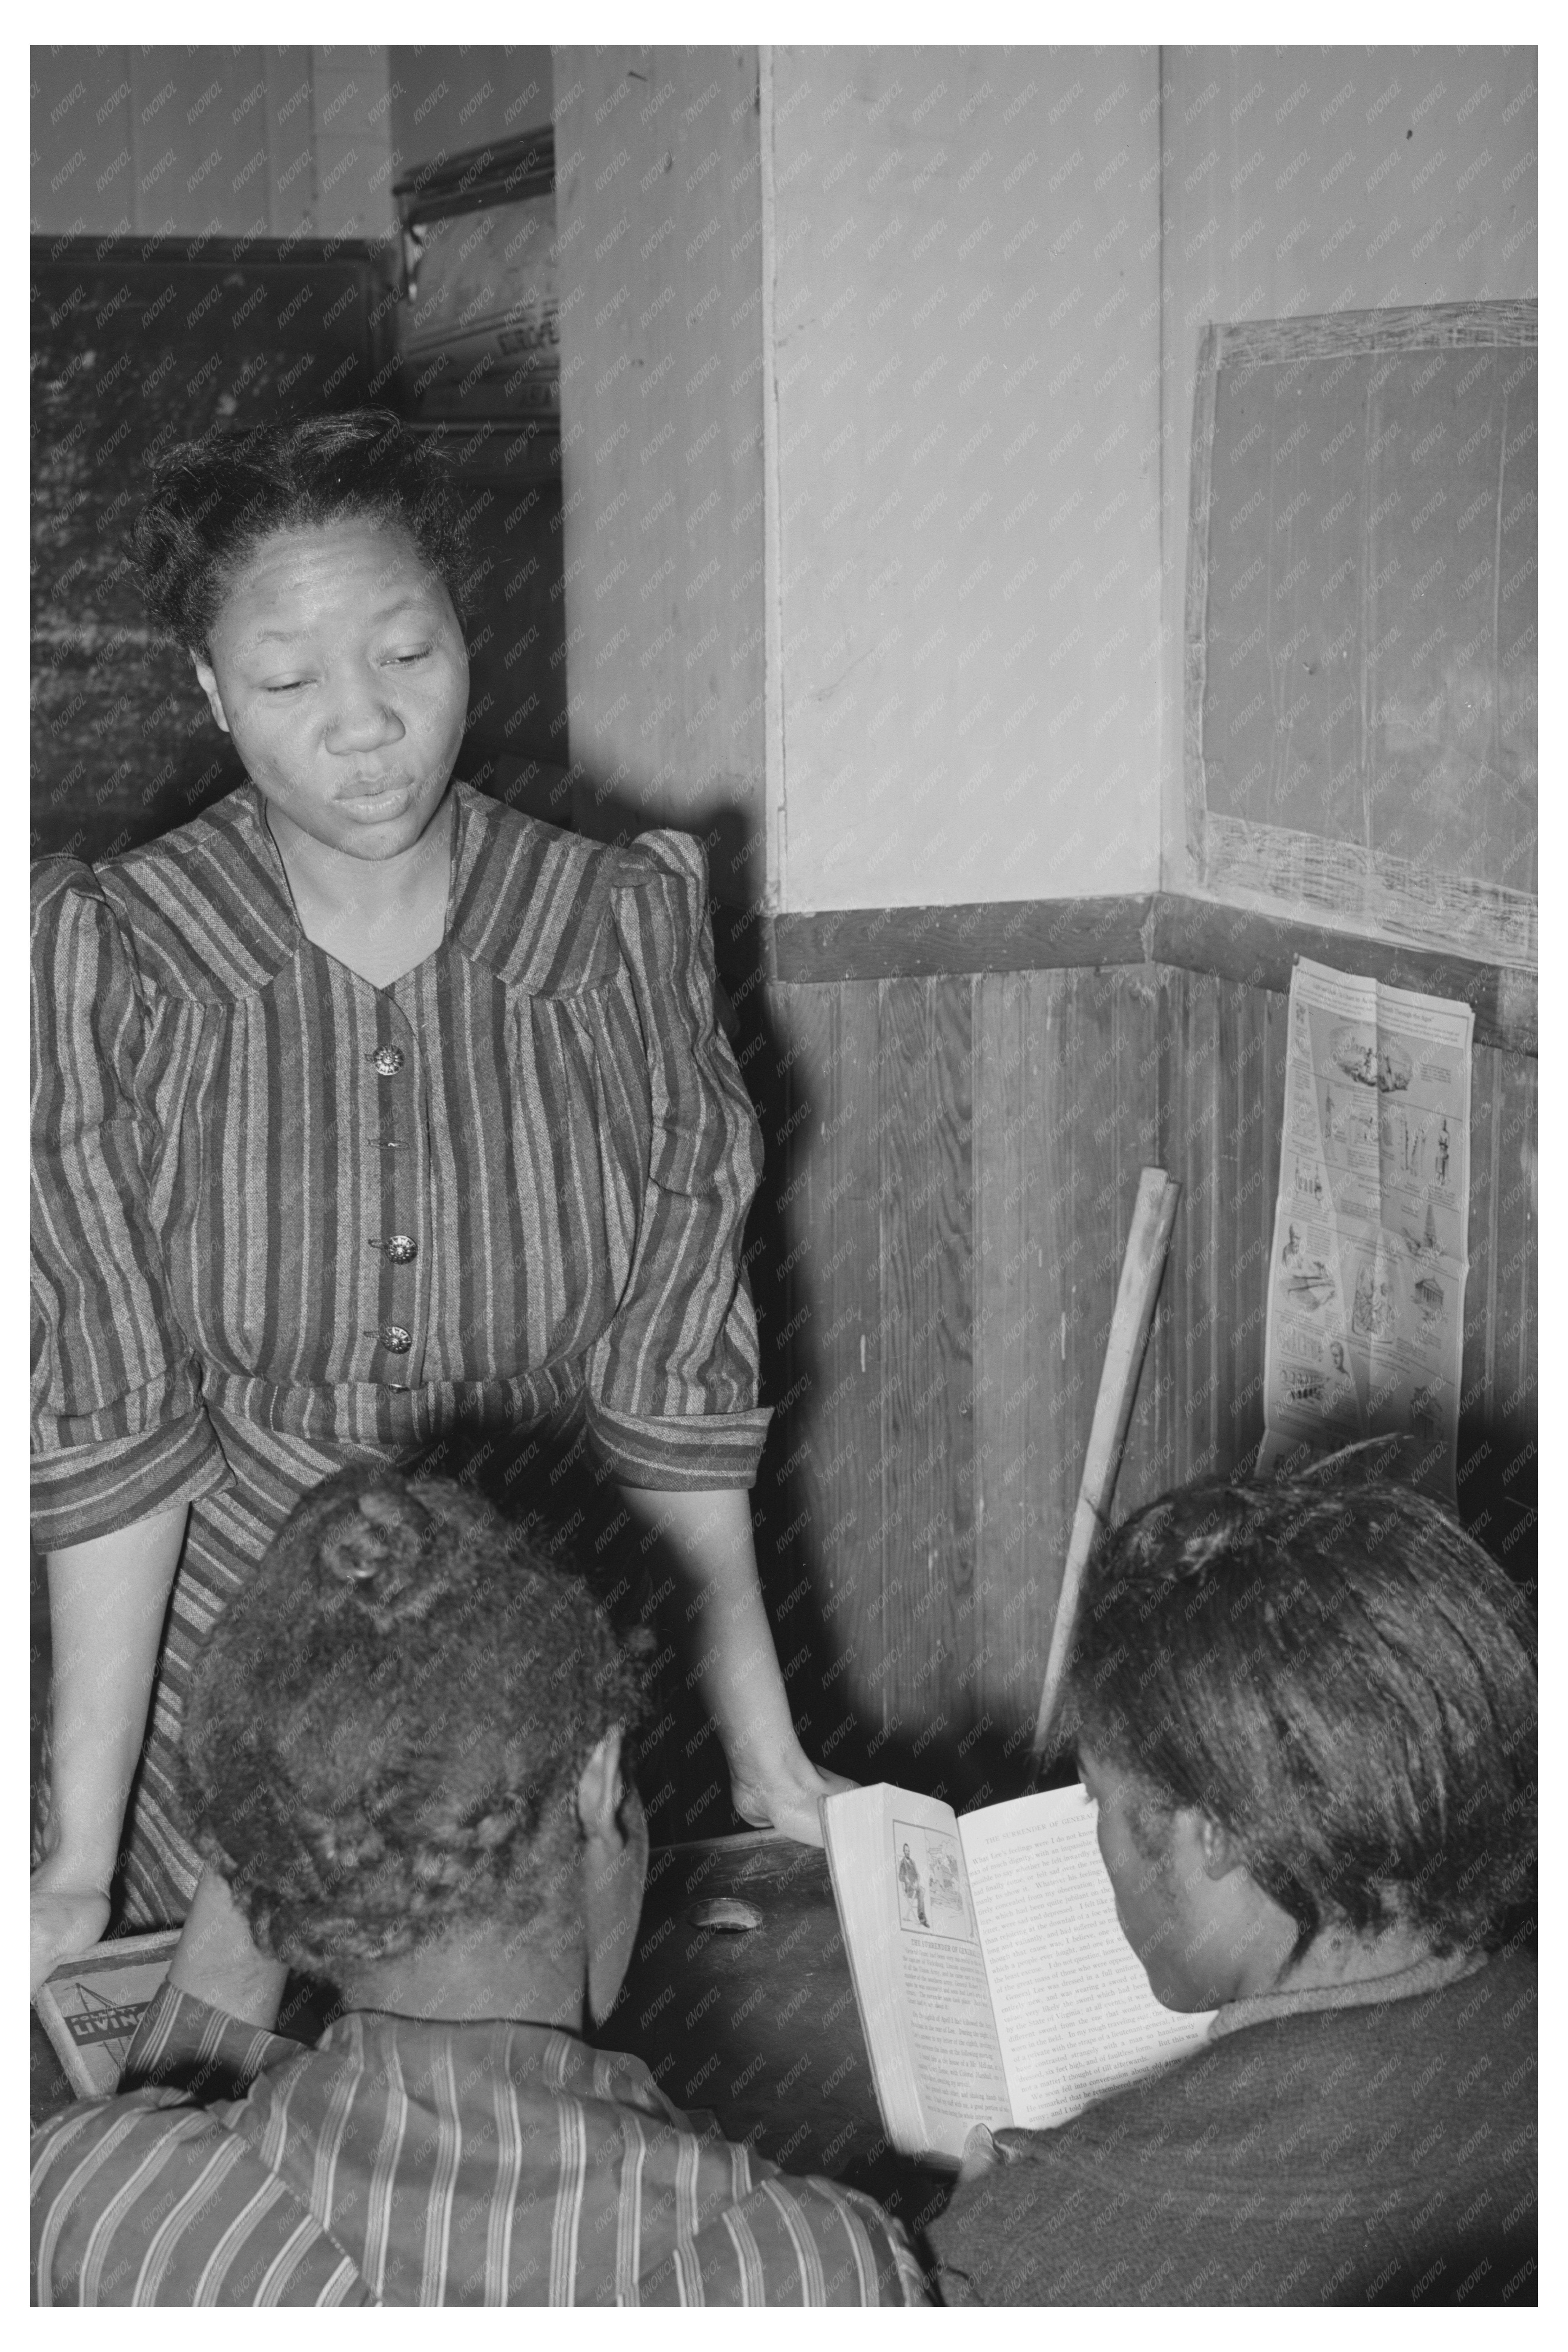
top-left (1029, 1166), bottom-right (1182, 1771)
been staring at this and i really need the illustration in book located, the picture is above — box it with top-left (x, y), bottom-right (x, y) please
top-left (895, 1821), bottom-right (970, 1938)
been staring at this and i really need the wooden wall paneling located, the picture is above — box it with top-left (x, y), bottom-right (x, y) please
top-left (1203, 969), bottom-right (1250, 1477)
top-left (1009, 967), bottom-right (1132, 1747)
top-left (1209, 977), bottom-right (1285, 1478)
top-left (745, 951), bottom-right (1534, 1782)
top-left (1156, 966), bottom-right (1224, 1486)
top-left (1456, 1047), bottom-right (1500, 1543)
top-left (761, 979), bottom-right (886, 1763)
top-left (1191, 972), bottom-right (1239, 1482)
top-left (1101, 970), bottom-right (1165, 1519)
top-left (770, 894), bottom-right (1535, 1056)
top-left (1493, 1050), bottom-right (1538, 1563)
top-left (1147, 965), bottom-right (1185, 1494)
top-left (1451, 1042), bottom-right (1536, 1568)
top-left (1041, 970), bottom-right (1125, 1597)
top-left (1142, 964), bottom-right (1175, 1496)
top-left (1209, 973), bottom-right (1248, 1482)
top-left (1178, 965), bottom-right (1223, 1489)
top-left (1246, 982), bottom-right (1288, 1453)
top-left (1210, 978), bottom-right (1250, 1472)
top-left (1019, 972), bottom-right (1082, 1712)
top-left (1259, 983), bottom-right (1292, 1456)
top-left (772, 898), bottom-right (1152, 985)
top-left (746, 977), bottom-right (819, 1785)
top-left (972, 973), bottom-right (1043, 1748)
top-left (972, 966), bottom-right (1168, 1763)
top-left (875, 977), bottom-right (976, 1776)
top-left (1152, 894), bottom-right (1535, 1058)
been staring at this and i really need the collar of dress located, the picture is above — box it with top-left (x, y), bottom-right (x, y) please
top-left (145, 780), bottom-right (624, 1001)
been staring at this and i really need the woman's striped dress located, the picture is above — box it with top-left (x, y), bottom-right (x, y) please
top-left (31, 783), bottom-right (770, 1923)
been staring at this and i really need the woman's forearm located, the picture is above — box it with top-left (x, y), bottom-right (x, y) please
top-left (43, 1504), bottom-right (189, 1887)
top-left (618, 1489), bottom-right (784, 1733)
top-left (615, 1485), bottom-right (842, 1839)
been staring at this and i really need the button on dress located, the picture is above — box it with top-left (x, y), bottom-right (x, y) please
top-left (31, 783), bottom-right (770, 1922)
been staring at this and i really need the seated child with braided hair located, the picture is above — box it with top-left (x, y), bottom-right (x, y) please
top-left (31, 1466), bottom-right (925, 2307)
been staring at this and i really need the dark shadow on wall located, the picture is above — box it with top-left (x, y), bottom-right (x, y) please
top-left (546, 769), bottom-right (864, 1836)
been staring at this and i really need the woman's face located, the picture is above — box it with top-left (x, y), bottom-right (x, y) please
top-left (193, 518), bottom-right (469, 863)
top-left (1077, 1745), bottom-right (1257, 2011)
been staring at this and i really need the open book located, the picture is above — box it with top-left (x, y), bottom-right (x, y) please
top-left (821, 1784), bottom-right (1214, 2166)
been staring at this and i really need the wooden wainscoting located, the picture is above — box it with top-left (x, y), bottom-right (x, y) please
top-left (730, 959), bottom-right (1536, 1805)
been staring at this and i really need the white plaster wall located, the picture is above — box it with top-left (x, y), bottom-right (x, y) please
top-left (553, 47), bottom-right (769, 904)
top-left (387, 46), bottom-right (552, 165)
top-left (765, 46), bottom-right (1163, 911)
top-left (1158, 46), bottom-right (1537, 890)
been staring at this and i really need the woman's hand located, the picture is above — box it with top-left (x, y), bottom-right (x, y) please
top-left (957, 2123), bottom-right (999, 2187)
top-left (956, 2123), bottom-right (1034, 2187)
top-left (617, 1484), bottom-right (859, 1848)
top-left (31, 1864), bottom-right (111, 1996)
top-left (732, 1759), bottom-right (859, 1846)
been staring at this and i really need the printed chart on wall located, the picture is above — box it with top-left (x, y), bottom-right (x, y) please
top-left (1260, 958), bottom-right (1472, 1499)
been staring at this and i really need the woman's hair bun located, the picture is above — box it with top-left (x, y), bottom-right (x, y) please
top-left (303, 1469), bottom-right (462, 1628)
top-left (182, 1460), bottom-right (648, 1978)
top-left (322, 1483), bottom-right (426, 1585)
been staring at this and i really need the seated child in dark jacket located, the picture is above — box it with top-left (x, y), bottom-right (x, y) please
top-left (929, 1475), bottom-right (1536, 2307)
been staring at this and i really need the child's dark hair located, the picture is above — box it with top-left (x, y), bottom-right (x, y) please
top-left (130, 408), bottom-right (473, 655)
top-left (181, 1466), bottom-right (643, 1975)
top-left (1064, 1476), bottom-right (1536, 1960)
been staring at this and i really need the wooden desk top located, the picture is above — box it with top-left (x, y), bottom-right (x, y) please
top-left (599, 1831), bottom-right (948, 2232)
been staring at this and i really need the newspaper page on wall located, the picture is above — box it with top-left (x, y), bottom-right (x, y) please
top-left (1260, 958), bottom-right (1474, 1501)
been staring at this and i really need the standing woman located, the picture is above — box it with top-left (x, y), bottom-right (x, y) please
top-left (32, 410), bottom-right (841, 1988)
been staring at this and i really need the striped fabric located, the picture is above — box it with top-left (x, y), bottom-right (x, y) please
top-left (31, 785), bottom-right (771, 1919)
top-left (32, 1985), bottom-right (927, 2306)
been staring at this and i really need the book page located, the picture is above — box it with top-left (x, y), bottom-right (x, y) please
top-left (890, 1802), bottom-right (1012, 2155)
top-left (960, 1790), bottom-right (1213, 2130)
top-left (821, 1785), bottom-right (1012, 2164)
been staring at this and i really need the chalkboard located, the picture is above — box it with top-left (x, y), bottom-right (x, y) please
top-left (31, 237), bottom-right (567, 866)
top-left (1186, 302), bottom-right (1536, 970)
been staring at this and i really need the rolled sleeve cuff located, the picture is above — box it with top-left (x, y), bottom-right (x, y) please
top-left (31, 1414), bottom-right (230, 1553)
top-left (587, 1399), bottom-right (772, 1490)
top-left (119, 1980), bottom-right (303, 2105)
